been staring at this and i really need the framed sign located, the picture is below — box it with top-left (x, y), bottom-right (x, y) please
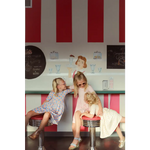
top-left (107, 45), bottom-right (125, 69)
top-left (25, 45), bottom-right (46, 79)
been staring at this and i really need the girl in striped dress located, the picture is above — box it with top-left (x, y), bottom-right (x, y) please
top-left (25, 78), bottom-right (73, 140)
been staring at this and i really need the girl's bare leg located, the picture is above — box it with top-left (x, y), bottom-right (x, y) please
top-left (29, 112), bottom-right (51, 139)
top-left (37, 112), bottom-right (51, 131)
top-left (116, 126), bottom-right (124, 141)
top-left (120, 116), bottom-right (125, 123)
top-left (25, 110), bottom-right (41, 128)
top-left (69, 111), bottom-right (82, 149)
top-left (72, 123), bottom-right (76, 137)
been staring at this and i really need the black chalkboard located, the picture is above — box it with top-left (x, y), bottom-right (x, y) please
top-left (25, 45), bottom-right (46, 79)
top-left (107, 45), bottom-right (125, 69)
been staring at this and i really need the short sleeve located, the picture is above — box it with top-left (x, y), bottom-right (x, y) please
top-left (90, 104), bottom-right (96, 115)
top-left (87, 85), bottom-right (95, 92)
top-left (46, 91), bottom-right (54, 101)
top-left (63, 89), bottom-right (72, 95)
top-left (69, 85), bottom-right (74, 89)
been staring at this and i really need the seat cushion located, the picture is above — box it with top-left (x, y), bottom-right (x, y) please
top-left (30, 114), bottom-right (44, 120)
top-left (82, 115), bottom-right (101, 121)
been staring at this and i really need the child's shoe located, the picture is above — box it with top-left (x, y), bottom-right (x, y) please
top-left (118, 137), bottom-right (125, 148)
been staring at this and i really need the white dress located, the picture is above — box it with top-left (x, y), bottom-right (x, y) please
top-left (90, 104), bottom-right (122, 138)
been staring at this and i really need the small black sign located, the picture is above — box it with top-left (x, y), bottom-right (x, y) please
top-left (25, 45), bottom-right (46, 79)
top-left (107, 45), bottom-right (125, 69)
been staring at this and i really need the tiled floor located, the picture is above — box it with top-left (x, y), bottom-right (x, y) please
top-left (25, 136), bottom-right (125, 150)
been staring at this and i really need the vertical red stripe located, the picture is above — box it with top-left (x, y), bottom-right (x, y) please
top-left (41, 94), bottom-right (48, 105)
top-left (110, 94), bottom-right (120, 114)
top-left (22, 94), bottom-right (26, 115)
top-left (41, 94), bottom-right (57, 132)
top-left (104, 94), bottom-right (108, 108)
top-left (119, 0), bottom-right (125, 42)
top-left (72, 95), bottom-right (88, 132)
top-left (56, 0), bottom-right (72, 42)
top-left (25, 0), bottom-right (41, 42)
top-left (88, 0), bottom-right (104, 42)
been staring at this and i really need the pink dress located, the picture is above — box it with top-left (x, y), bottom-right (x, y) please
top-left (70, 85), bottom-right (95, 123)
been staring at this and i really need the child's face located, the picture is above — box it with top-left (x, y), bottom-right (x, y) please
top-left (57, 80), bottom-right (66, 91)
top-left (76, 79), bottom-right (86, 88)
top-left (77, 58), bottom-right (84, 69)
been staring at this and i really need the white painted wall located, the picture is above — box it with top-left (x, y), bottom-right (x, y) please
top-left (25, 0), bottom-right (125, 91)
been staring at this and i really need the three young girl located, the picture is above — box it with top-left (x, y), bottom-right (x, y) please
top-left (25, 78), bottom-right (73, 139)
top-left (25, 72), bottom-right (125, 149)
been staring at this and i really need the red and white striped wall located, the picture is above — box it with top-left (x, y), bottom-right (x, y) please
top-left (25, 0), bottom-right (125, 43)
top-left (25, 94), bottom-right (125, 132)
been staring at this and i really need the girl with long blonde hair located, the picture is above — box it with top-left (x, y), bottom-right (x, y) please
top-left (69, 71), bottom-right (103, 149)
top-left (25, 78), bottom-right (73, 140)
top-left (81, 92), bottom-right (125, 148)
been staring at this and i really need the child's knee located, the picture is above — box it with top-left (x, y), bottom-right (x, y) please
top-left (72, 123), bottom-right (75, 131)
top-left (44, 112), bottom-right (51, 118)
top-left (75, 111), bottom-right (81, 117)
top-left (26, 110), bottom-right (33, 118)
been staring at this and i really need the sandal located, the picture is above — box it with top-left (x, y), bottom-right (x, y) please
top-left (68, 137), bottom-right (82, 149)
top-left (29, 131), bottom-right (40, 140)
top-left (118, 138), bottom-right (125, 148)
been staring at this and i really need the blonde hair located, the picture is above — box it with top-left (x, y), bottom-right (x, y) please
top-left (52, 78), bottom-right (64, 96)
top-left (73, 71), bottom-right (88, 98)
top-left (75, 55), bottom-right (87, 68)
top-left (84, 92), bottom-right (99, 106)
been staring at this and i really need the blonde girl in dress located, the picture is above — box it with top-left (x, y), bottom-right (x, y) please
top-left (81, 92), bottom-right (125, 148)
top-left (25, 78), bottom-right (73, 140)
top-left (68, 71), bottom-right (103, 149)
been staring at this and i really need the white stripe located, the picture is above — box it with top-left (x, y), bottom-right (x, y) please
top-left (57, 95), bottom-right (73, 131)
top-left (104, 0), bottom-right (119, 44)
top-left (72, 0), bottom-right (87, 43)
top-left (26, 94), bottom-right (41, 132)
top-left (41, 0), bottom-right (56, 45)
top-left (120, 94), bottom-right (125, 131)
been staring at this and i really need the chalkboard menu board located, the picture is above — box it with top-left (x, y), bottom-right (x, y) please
top-left (25, 45), bottom-right (46, 79)
top-left (107, 45), bottom-right (125, 69)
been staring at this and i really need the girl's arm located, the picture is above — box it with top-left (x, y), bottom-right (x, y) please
top-left (66, 85), bottom-right (74, 92)
top-left (95, 94), bottom-right (103, 116)
top-left (80, 112), bottom-right (94, 119)
top-left (88, 85), bottom-right (103, 116)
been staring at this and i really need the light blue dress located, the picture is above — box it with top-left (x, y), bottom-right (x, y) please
top-left (32, 89), bottom-right (72, 125)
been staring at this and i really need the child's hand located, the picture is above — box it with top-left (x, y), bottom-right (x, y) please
top-left (80, 113), bottom-right (86, 119)
top-left (97, 109), bottom-right (103, 116)
top-left (84, 110), bottom-right (89, 113)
